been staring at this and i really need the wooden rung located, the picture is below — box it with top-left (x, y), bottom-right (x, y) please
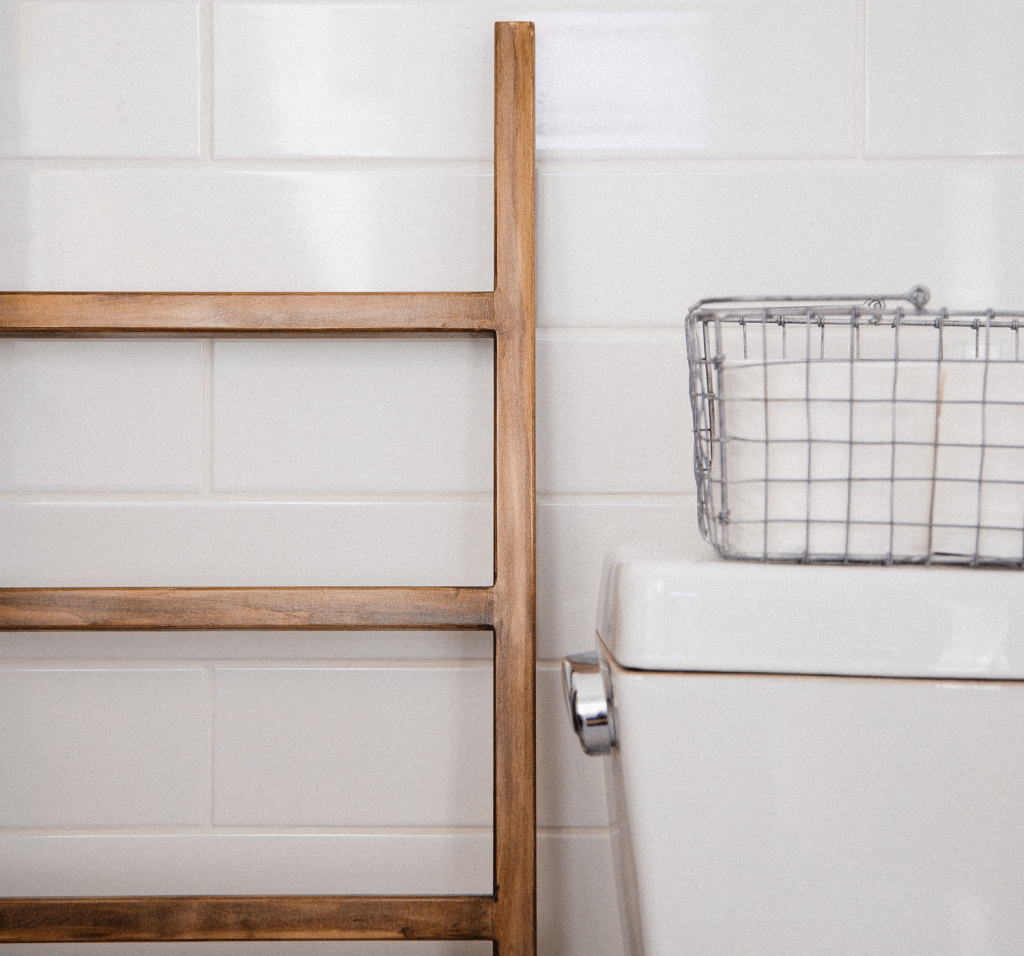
top-left (0, 291), bottom-right (495, 335)
top-left (0, 586), bottom-right (493, 631)
top-left (0, 895), bottom-right (495, 942)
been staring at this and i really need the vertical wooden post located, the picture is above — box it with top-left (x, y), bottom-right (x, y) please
top-left (492, 20), bottom-right (536, 956)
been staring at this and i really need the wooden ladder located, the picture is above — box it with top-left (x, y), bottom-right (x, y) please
top-left (0, 21), bottom-right (536, 955)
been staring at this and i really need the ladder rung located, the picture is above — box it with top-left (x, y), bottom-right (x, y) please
top-left (0, 895), bottom-right (495, 942)
top-left (0, 292), bottom-right (495, 335)
top-left (0, 587), bottom-right (494, 631)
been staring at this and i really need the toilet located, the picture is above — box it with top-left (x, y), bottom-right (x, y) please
top-left (563, 534), bottom-right (1024, 956)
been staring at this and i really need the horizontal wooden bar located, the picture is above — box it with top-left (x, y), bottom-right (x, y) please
top-left (0, 291), bottom-right (494, 335)
top-left (0, 587), bottom-right (493, 631)
top-left (0, 895), bottom-right (495, 942)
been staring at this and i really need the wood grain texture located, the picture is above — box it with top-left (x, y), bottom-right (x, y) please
top-left (0, 896), bottom-right (494, 942)
top-left (492, 21), bottom-right (538, 956)
top-left (0, 587), bottom-right (493, 630)
top-left (0, 292), bottom-right (494, 335)
top-left (0, 21), bottom-right (536, 951)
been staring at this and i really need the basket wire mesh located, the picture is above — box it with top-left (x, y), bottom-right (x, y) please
top-left (686, 287), bottom-right (1024, 566)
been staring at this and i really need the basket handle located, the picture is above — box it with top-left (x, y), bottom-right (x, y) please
top-left (689, 285), bottom-right (930, 313)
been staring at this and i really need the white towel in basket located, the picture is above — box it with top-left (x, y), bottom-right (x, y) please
top-left (714, 357), bottom-right (1024, 560)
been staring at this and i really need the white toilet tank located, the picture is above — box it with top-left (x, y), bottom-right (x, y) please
top-left (564, 541), bottom-right (1024, 956)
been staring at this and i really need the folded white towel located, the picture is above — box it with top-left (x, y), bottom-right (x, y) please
top-left (712, 353), bottom-right (1024, 561)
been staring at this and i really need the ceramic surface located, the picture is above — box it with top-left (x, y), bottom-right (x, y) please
top-left (0, 668), bottom-right (206, 826)
top-left (598, 540), bottom-right (1024, 678)
top-left (604, 648), bottom-right (1024, 956)
top-left (0, 1), bottom-right (199, 158)
top-left (868, 0), bottom-right (1024, 157)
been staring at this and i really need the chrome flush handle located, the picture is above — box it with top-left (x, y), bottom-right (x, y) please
top-left (562, 651), bottom-right (616, 755)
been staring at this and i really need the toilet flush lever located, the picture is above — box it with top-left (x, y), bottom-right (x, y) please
top-left (562, 650), bottom-right (616, 755)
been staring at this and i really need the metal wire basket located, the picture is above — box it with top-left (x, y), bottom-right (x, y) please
top-left (686, 287), bottom-right (1024, 566)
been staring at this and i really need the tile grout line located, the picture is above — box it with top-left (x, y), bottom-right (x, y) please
top-left (199, 0), bottom-right (215, 163)
top-left (0, 661), bottom-right (560, 673)
top-left (858, 0), bottom-right (868, 161)
top-left (0, 157), bottom-right (494, 172)
top-left (202, 340), bottom-right (214, 495)
top-left (200, 0), bottom-right (215, 503)
top-left (3, 155), bottom-right (1024, 173)
top-left (204, 664), bottom-right (216, 827)
top-left (0, 492), bottom-right (694, 503)
top-left (0, 825), bottom-right (603, 837)
top-left (536, 327), bottom-right (689, 340)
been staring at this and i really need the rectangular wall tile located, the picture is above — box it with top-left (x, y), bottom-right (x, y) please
top-left (213, 339), bottom-right (492, 493)
top-left (0, 832), bottom-right (491, 896)
top-left (213, 666), bottom-right (492, 827)
top-left (535, 3), bottom-right (856, 157)
top-left (0, 340), bottom-right (202, 492)
top-left (0, 501), bottom-right (492, 587)
top-left (537, 165), bottom-right (1024, 326)
top-left (0, 631), bottom-right (492, 662)
top-left (868, 0), bottom-right (1024, 157)
top-left (0, 668), bottom-right (206, 826)
top-left (0, 170), bottom-right (491, 292)
top-left (214, 3), bottom-right (493, 159)
top-left (537, 499), bottom-right (699, 661)
top-left (538, 332), bottom-right (689, 494)
top-left (538, 831), bottom-right (624, 956)
top-left (0, 2), bottom-right (199, 158)
top-left (537, 666), bottom-right (608, 828)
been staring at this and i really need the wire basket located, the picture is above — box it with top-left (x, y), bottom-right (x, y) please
top-left (686, 287), bottom-right (1024, 566)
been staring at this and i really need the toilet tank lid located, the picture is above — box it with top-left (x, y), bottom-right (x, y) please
top-left (596, 546), bottom-right (1024, 679)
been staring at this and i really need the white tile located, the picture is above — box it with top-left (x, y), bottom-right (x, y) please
top-left (537, 164), bottom-right (1024, 326)
top-left (537, 666), bottom-right (608, 828)
top-left (0, 832), bottom-right (491, 895)
top-left (0, 340), bottom-right (202, 492)
top-left (0, 2), bottom-right (199, 158)
top-left (0, 170), bottom-right (492, 292)
top-left (535, 4), bottom-right (856, 157)
top-left (538, 332), bottom-right (690, 494)
top-left (0, 501), bottom-right (492, 587)
top-left (213, 666), bottom-right (492, 827)
top-left (213, 338), bottom-right (492, 493)
top-left (214, 3), bottom-right (494, 159)
top-left (537, 499), bottom-right (698, 661)
top-left (19, 164), bottom-right (1019, 315)
top-left (214, 2), bottom-right (854, 160)
top-left (868, 0), bottom-right (1024, 157)
top-left (0, 630), bottom-right (492, 661)
top-left (538, 831), bottom-right (624, 956)
top-left (0, 668), bottom-right (206, 826)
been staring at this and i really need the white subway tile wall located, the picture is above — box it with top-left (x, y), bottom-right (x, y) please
top-left (211, 338), bottom-right (493, 493)
top-left (0, 170), bottom-right (493, 291)
top-left (0, 340), bottom-right (203, 491)
top-left (0, 500), bottom-right (493, 586)
top-left (0, 1), bottom-right (1020, 954)
top-left (866, 0), bottom-right (1024, 157)
top-left (0, 2), bottom-right (200, 158)
top-left (212, 666), bottom-right (494, 828)
top-left (0, 669), bottom-right (207, 827)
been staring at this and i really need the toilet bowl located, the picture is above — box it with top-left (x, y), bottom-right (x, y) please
top-left (563, 535), bottom-right (1024, 956)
